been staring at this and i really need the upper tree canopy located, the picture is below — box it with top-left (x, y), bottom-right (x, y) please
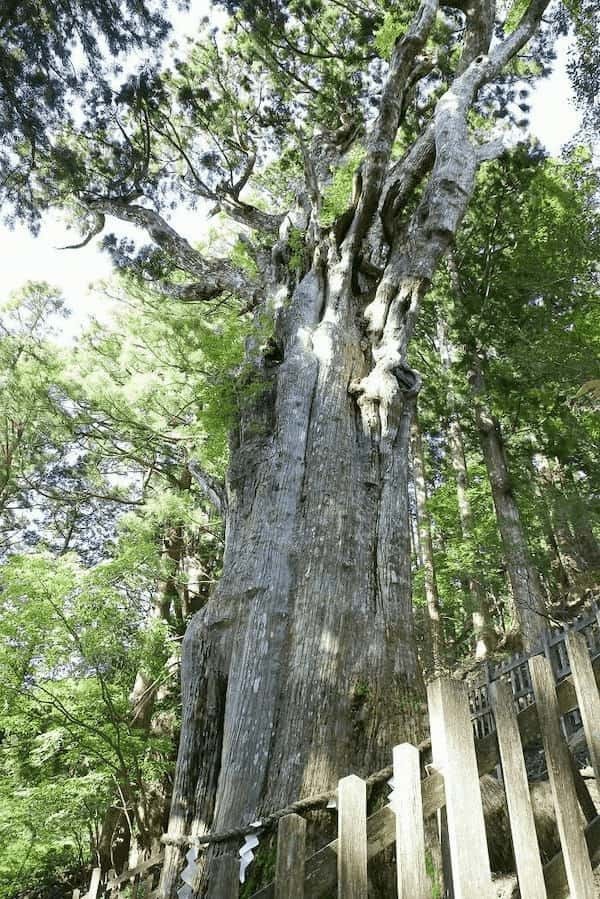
top-left (0, 0), bottom-right (172, 228)
top-left (8, 0), bottom-right (592, 297)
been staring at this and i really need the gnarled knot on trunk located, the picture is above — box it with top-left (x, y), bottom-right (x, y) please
top-left (348, 363), bottom-right (421, 401)
top-left (391, 362), bottom-right (421, 396)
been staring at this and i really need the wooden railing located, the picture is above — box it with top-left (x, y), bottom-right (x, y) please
top-left (247, 630), bottom-right (600, 899)
top-left (75, 852), bottom-right (165, 899)
top-left (469, 602), bottom-right (600, 739)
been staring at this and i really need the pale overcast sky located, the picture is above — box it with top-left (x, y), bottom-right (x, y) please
top-left (0, 28), bottom-right (583, 341)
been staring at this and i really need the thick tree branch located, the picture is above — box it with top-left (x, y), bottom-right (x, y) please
top-left (490, 0), bottom-right (552, 73)
top-left (475, 137), bottom-right (509, 163)
top-left (456, 0), bottom-right (496, 71)
top-left (187, 461), bottom-right (226, 517)
top-left (345, 0), bottom-right (439, 248)
top-left (380, 125), bottom-right (436, 243)
top-left (214, 195), bottom-right (284, 236)
top-left (84, 199), bottom-right (261, 304)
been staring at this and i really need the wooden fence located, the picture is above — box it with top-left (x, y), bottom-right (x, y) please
top-left (469, 603), bottom-right (600, 739)
top-left (75, 853), bottom-right (165, 899)
top-left (78, 624), bottom-right (600, 899)
top-left (246, 632), bottom-right (600, 899)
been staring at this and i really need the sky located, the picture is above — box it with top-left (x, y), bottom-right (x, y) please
top-left (0, 26), bottom-right (584, 341)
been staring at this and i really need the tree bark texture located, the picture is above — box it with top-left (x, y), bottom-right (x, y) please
top-left (159, 260), bottom-right (428, 897)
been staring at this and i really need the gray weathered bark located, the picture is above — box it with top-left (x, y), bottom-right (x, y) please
top-left (160, 259), bottom-right (426, 897)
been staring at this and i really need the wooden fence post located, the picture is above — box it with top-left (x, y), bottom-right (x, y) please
top-left (106, 868), bottom-right (117, 898)
top-left (529, 655), bottom-right (596, 899)
top-left (88, 868), bottom-right (101, 899)
top-left (491, 680), bottom-right (546, 898)
top-left (566, 630), bottom-right (600, 788)
top-left (427, 678), bottom-right (493, 899)
top-left (337, 774), bottom-right (367, 899)
top-left (71, 890), bottom-right (80, 899)
top-left (275, 813), bottom-right (306, 899)
top-left (393, 743), bottom-right (429, 899)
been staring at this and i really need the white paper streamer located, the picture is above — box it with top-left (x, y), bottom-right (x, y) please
top-left (177, 886), bottom-right (193, 899)
top-left (239, 833), bottom-right (260, 884)
top-left (326, 798), bottom-right (337, 809)
top-left (180, 846), bottom-right (199, 887)
top-left (387, 776), bottom-right (401, 813)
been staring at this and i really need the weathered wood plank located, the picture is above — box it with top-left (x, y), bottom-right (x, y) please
top-left (275, 813), bottom-right (306, 899)
top-left (491, 680), bottom-right (546, 898)
top-left (87, 868), bottom-right (101, 899)
top-left (71, 890), bottom-right (80, 899)
top-left (106, 854), bottom-right (164, 888)
top-left (542, 814), bottom-right (600, 899)
top-left (337, 774), bottom-right (367, 899)
top-left (208, 855), bottom-right (239, 898)
top-left (251, 656), bottom-right (600, 899)
top-left (428, 678), bottom-right (493, 899)
top-left (529, 655), bottom-right (596, 899)
top-left (567, 631), bottom-right (600, 789)
top-left (393, 744), bottom-right (429, 898)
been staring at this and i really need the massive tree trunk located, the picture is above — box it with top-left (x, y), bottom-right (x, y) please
top-left (437, 316), bottom-right (496, 658)
top-left (411, 414), bottom-right (444, 673)
top-left (470, 363), bottom-right (547, 647)
top-left (160, 259), bottom-right (427, 897)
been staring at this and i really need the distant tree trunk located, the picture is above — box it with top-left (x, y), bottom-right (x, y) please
top-left (437, 316), bottom-right (496, 658)
top-left (411, 415), bottom-right (444, 674)
top-left (564, 470), bottom-right (600, 572)
top-left (535, 455), bottom-right (588, 586)
top-left (538, 497), bottom-right (573, 593)
top-left (470, 362), bottom-right (547, 647)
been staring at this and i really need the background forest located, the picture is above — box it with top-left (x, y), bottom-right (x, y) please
top-left (0, 0), bottom-right (599, 896)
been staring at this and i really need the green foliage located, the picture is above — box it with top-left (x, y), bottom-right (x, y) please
top-left (0, 551), bottom-right (163, 898)
top-left (320, 145), bottom-right (365, 228)
top-left (504, 0), bottom-right (529, 31)
top-left (0, 0), bottom-right (169, 227)
top-left (0, 272), bottom-right (247, 891)
top-left (425, 850), bottom-right (442, 899)
top-left (374, 6), bottom-right (418, 58)
top-left (287, 226), bottom-right (306, 273)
